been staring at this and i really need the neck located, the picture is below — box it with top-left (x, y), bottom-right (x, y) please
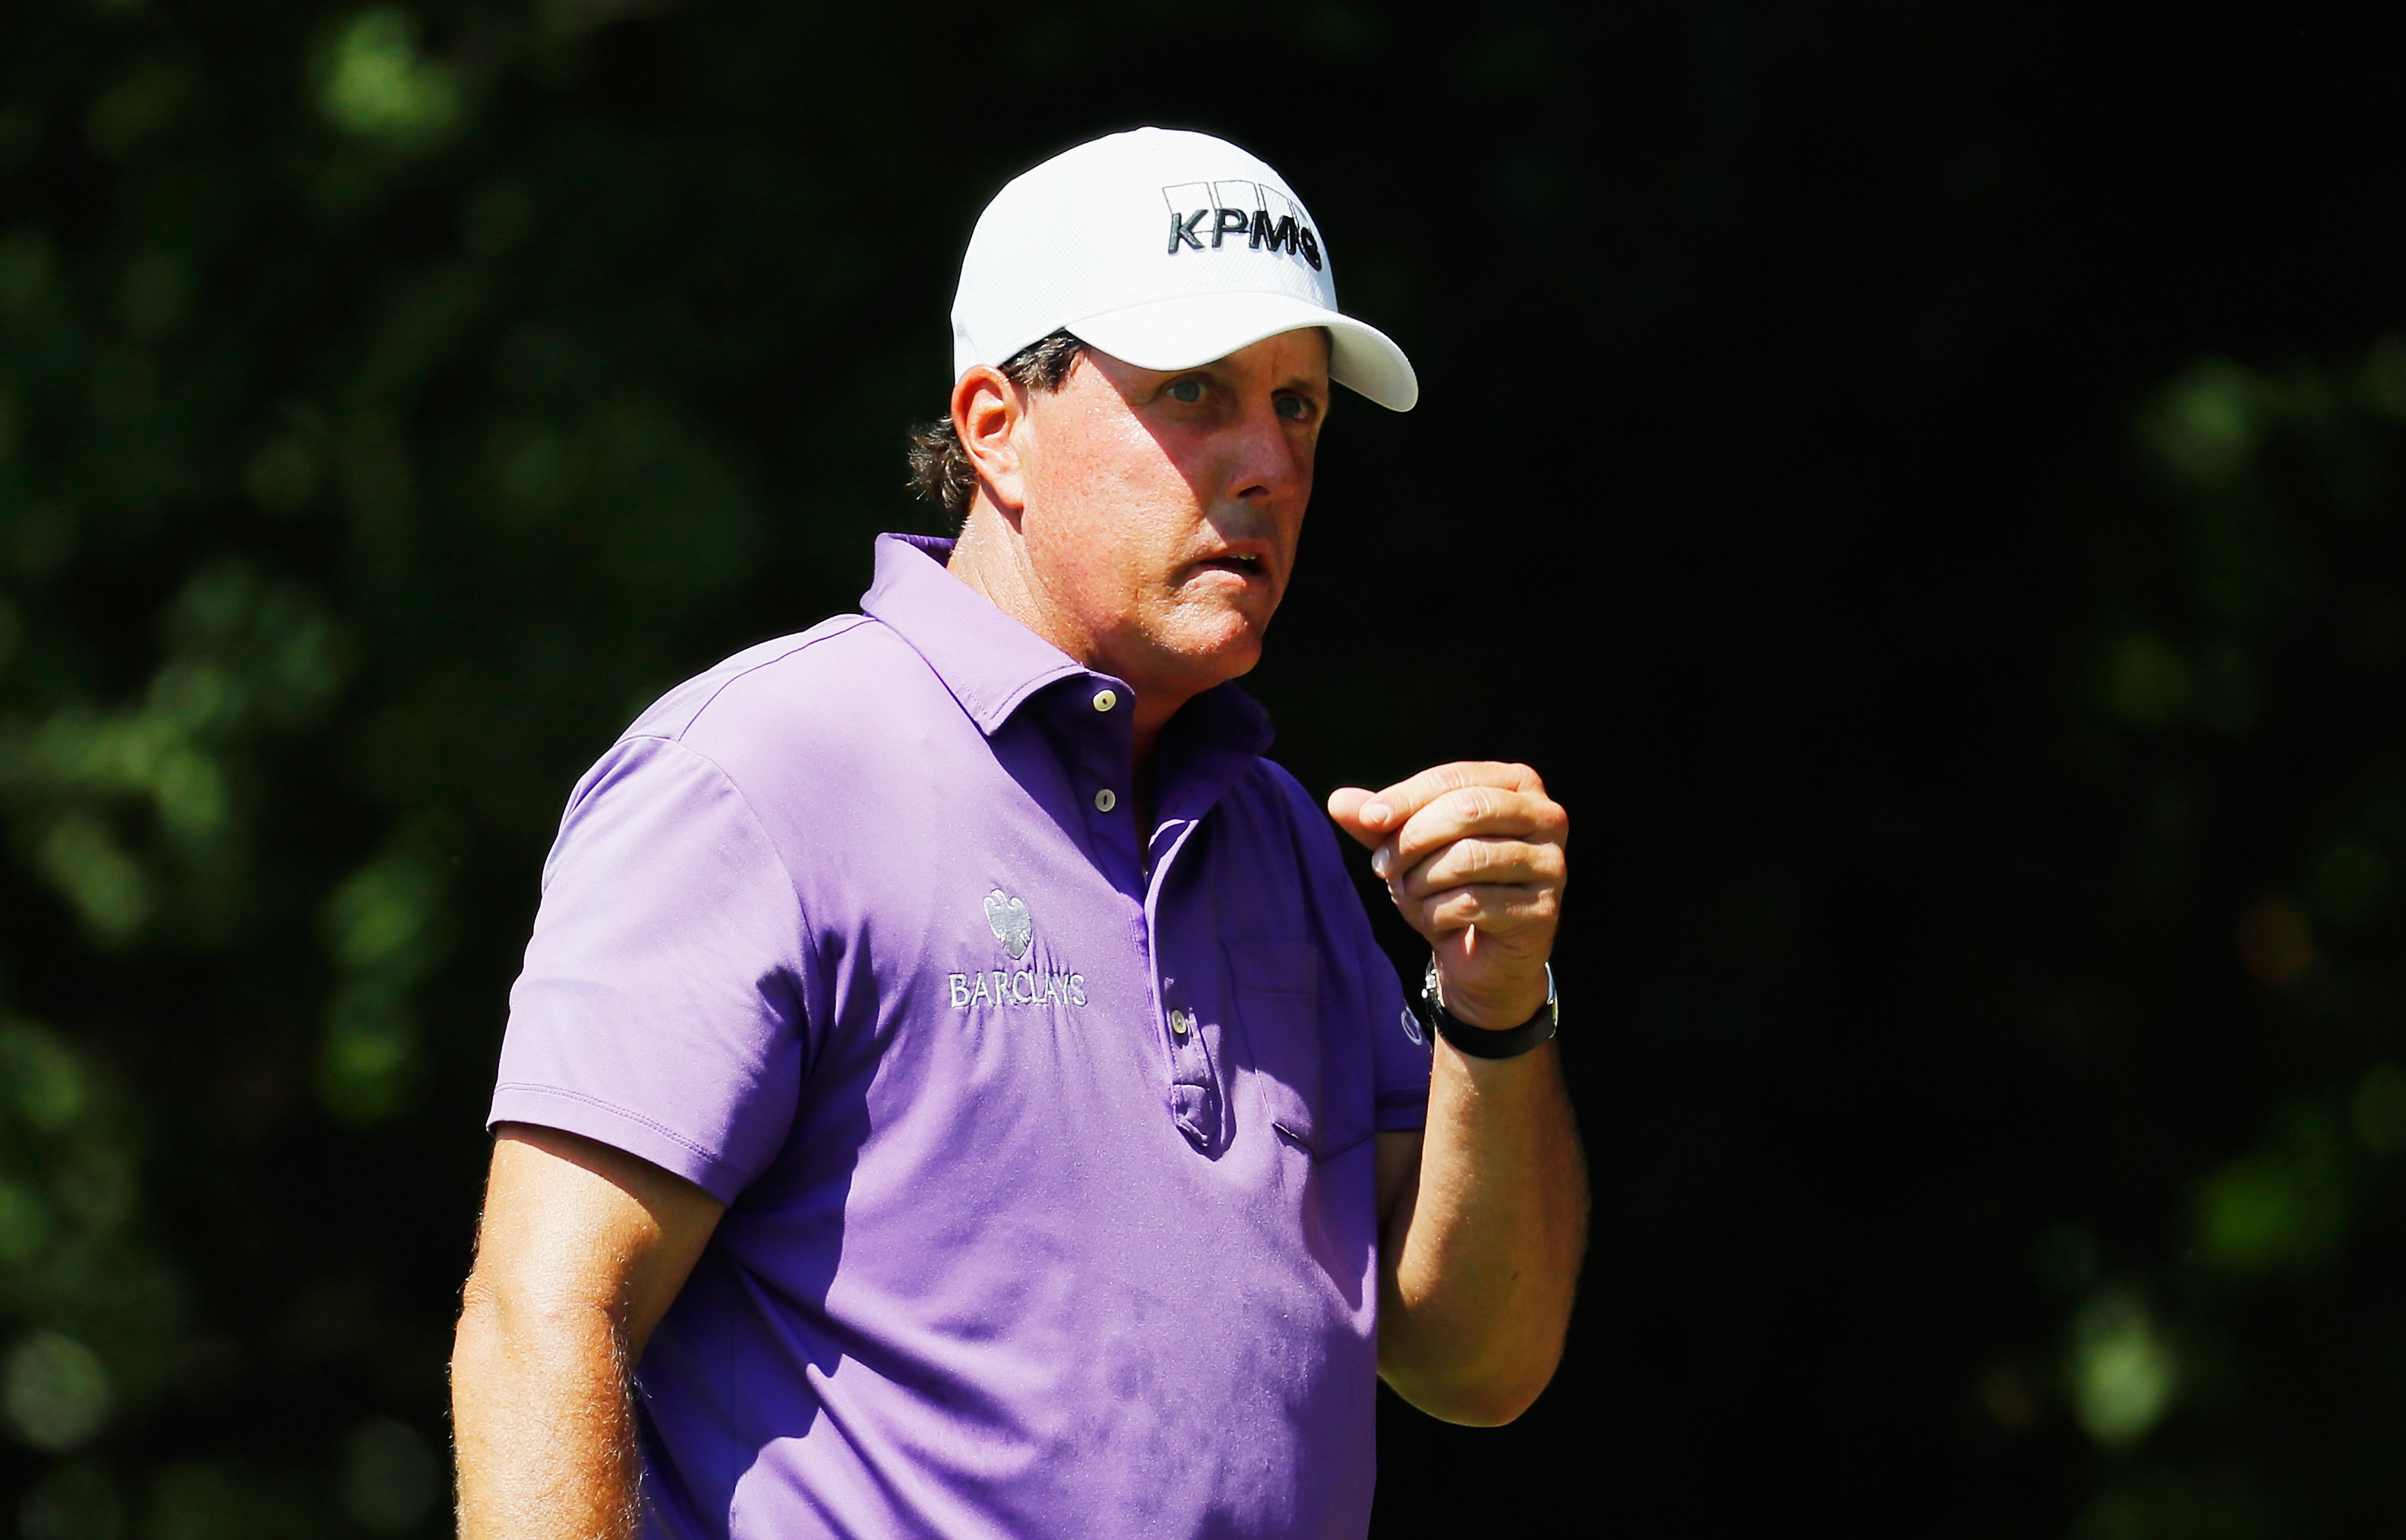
top-left (946, 509), bottom-right (1187, 773)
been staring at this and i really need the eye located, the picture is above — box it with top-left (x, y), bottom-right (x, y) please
top-left (1167, 379), bottom-right (1204, 404)
top-left (1274, 394), bottom-right (1310, 421)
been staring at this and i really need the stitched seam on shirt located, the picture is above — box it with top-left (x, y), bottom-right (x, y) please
top-left (620, 739), bottom-right (812, 927)
top-left (589, 737), bottom-right (820, 1066)
top-left (494, 1082), bottom-right (722, 1166)
top-left (658, 614), bottom-right (876, 739)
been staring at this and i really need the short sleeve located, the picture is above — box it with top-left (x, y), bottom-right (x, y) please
top-left (1359, 909), bottom-right (1432, 1134)
top-left (491, 735), bottom-right (809, 1204)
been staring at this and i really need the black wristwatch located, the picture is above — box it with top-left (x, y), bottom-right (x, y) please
top-left (1415, 955), bottom-right (1558, 1059)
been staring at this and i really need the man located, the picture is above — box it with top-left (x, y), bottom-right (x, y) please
top-left (452, 128), bottom-right (1585, 1538)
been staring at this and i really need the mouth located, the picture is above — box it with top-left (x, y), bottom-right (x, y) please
top-left (1194, 552), bottom-right (1266, 581)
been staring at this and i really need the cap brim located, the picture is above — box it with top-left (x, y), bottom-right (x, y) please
top-left (1065, 292), bottom-right (1418, 412)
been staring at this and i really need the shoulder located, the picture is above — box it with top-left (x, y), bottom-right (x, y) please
top-left (622, 613), bottom-right (905, 743)
top-left (1244, 756), bottom-right (1325, 825)
top-left (544, 616), bottom-right (949, 878)
top-left (1224, 755), bottom-right (1351, 872)
top-left (557, 614), bottom-right (950, 821)
top-left (627, 614), bottom-right (958, 766)
top-left (1230, 753), bottom-right (1333, 827)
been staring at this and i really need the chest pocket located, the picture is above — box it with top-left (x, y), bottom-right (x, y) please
top-left (1228, 940), bottom-right (1373, 1160)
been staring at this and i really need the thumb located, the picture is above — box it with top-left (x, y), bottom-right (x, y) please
top-left (1325, 787), bottom-right (1391, 849)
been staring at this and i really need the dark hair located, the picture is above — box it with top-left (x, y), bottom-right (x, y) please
top-left (906, 330), bottom-right (1088, 528)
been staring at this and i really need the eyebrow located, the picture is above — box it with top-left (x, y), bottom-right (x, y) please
top-left (1173, 361), bottom-right (1328, 396)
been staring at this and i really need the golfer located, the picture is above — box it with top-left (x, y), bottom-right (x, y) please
top-left (452, 128), bottom-right (1586, 1538)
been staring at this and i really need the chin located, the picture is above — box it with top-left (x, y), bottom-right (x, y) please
top-left (1123, 598), bottom-right (1271, 691)
top-left (1157, 628), bottom-right (1265, 690)
top-left (1213, 643), bottom-right (1265, 680)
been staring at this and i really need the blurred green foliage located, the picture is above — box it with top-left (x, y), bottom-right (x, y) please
top-left (2031, 339), bottom-right (2406, 1533)
top-left (0, 0), bottom-right (952, 1529)
top-left (0, 0), bottom-right (2401, 1536)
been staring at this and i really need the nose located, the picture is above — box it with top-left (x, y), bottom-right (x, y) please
top-left (1224, 396), bottom-right (1314, 508)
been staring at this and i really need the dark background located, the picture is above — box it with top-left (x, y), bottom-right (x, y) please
top-left (3, 2), bottom-right (2404, 1535)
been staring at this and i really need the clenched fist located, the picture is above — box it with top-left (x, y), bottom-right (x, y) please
top-left (1327, 762), bottom-right (1568, 1033)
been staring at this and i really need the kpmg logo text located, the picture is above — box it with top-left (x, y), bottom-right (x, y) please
top-left (1163, 180), bottom-right (1323, 271)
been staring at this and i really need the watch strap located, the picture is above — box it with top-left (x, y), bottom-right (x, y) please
top-left (1417, 956), bottom-right (1558, 1060)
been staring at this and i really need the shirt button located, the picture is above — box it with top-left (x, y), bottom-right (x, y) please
top-left (1092, 688), bottom-right (1117, 712)
top-left (1170, 1008), bottom-right (1191, 1037)
top-left (1094, 788), bottom-right (1116, 813)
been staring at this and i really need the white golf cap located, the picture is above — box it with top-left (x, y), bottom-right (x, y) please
top-left (950, 128), bottom-right (1417, 412)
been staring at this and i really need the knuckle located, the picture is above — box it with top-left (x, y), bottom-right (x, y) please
top-left (1404, 768), bottom-right (1460, 808)
top-left (1460, 835), bottom-right (1506, 869)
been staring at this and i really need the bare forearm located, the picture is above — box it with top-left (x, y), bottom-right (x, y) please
top-left (452, 1286), bottom-right (643, 1538)
top-left (1378, 1040), bottom-right (1587, 1425)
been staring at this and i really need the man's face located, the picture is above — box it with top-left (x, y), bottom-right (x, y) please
top-left (1010, 329), bottom-right (1330, 705)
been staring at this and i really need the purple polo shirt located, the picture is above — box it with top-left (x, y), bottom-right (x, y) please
top-left (491, 533), bottom-right (1432, 1538)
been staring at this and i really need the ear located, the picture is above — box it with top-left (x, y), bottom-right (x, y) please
top-left (953, 364), bottom-right (1029, 517)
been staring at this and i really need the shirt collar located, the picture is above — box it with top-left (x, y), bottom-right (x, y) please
top-left (863, 532), bottom-right (1085, 735)
top-left (860, 532), bottom-right (1274, 758)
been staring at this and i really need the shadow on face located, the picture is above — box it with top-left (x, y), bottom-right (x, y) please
top-left (1012, 328), bottom-right (1332, 702)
